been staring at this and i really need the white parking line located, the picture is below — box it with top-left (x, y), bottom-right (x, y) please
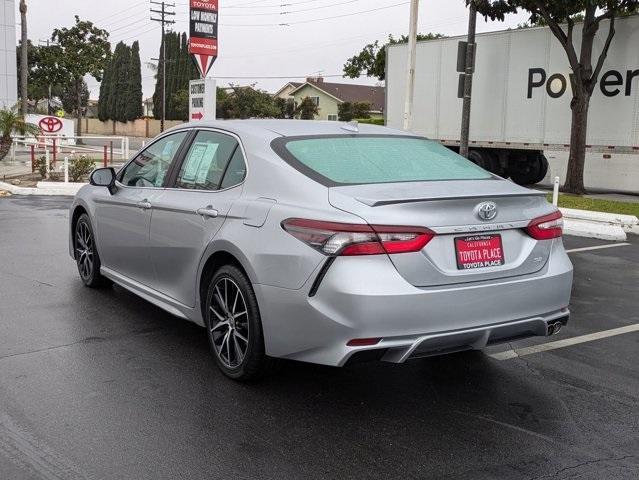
top-left (565, 242), bottom-right (631, 253)
top-left (489, 324), bottom-right (639, 360)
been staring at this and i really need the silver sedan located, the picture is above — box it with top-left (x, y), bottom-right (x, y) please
top-left (69, 120), bottom-right (573, 380)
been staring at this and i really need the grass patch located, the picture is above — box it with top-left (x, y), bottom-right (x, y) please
top-left (546, 193), bottom-right (639, 217)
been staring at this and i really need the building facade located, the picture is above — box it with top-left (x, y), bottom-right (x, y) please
top-left (0, 0), bottom-right (17, 108)
top-left (274, 77), bottom-right (385, 121)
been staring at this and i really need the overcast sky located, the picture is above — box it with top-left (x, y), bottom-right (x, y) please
top-left (14, 0), bottom-right (529, 99)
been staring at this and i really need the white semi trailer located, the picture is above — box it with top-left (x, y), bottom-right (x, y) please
top-left (385, 15), bottom-right (639, 193)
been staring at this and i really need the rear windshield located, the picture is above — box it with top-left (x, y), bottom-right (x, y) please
top-left (276, 136), bottom-right (492, 186)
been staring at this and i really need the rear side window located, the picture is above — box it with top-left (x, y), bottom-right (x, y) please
top-left (176, 131), bottom-right (239, 190)
top-left (275, 136), bottom-right (492, 186)
top-left (220, 147), bottom-right (247, 189)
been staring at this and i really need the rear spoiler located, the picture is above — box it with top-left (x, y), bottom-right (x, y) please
top-left (355, 191), bottom-right (547, 207)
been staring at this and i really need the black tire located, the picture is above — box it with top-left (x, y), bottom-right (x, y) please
top-left (468, 149), bottom-right (500, 175)
top-left (508, 153), bottom-right (548, 185)
top-left (74, 213), bottom-right (112, 288)
top-left (204, 264), bottom-right (274, 381)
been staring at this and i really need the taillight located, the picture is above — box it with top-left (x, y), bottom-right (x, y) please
top-left (281, 218), bottom-right (434, 256)
top-left (526, 210), bottom-right (563, 240)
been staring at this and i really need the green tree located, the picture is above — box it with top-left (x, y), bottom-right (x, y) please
top-left (470, 1), bottom-right (638, 194)
top-left (217, 85), bottom-right (280, 119)
top-left (126, 41), bottom-right (143, 121)
top-left (60, 79), bottom-right (89, 115)
top-left (0, 107), bottom-right (40, 161)
top-left (338, 102), bottom-right (354, 122)
top-left (17, 41), bottom-right (68, 112)
top-left (52, 16), bottom-right (110, 138)
top-left (295, 97), bottom-right (320, 120)
top-left (338, 101), bottom-right (372, 121)
top-left (97, 49), bottom-right (112, 121)
top-left (111, 42), bottom-right (131, 123)
top-left (172, 88), bottom-right (189, 121)
top-left (274, 97), bottom-right (296, 119)
top-left (153, 32), bottom-right (198, 121)
top-left (344, 33), bottom-right (444, 81)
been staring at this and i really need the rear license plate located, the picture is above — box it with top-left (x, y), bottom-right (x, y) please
top-left (454, 234), bottom-right (505, 270)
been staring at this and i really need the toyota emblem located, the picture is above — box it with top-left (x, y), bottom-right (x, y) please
top-left (39, 116), bottom-right (63, 133)
top-left (476, 201), bottom-right (498, 221)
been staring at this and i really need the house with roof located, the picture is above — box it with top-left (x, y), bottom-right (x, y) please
top-left (274, 77), bottom-right (385, 121)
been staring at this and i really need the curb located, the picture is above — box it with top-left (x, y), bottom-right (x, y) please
top-left (0, 180), bottom-right (86, 196)
top-left (559, 207), bottom-right (638, 241)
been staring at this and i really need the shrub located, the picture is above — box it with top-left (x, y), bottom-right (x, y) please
top-left (70, 155), bottom-right (96, 182)
top-left (356, 118), bottom-right (384, 126)
top-left (37, 155), bottom-right (48, 180)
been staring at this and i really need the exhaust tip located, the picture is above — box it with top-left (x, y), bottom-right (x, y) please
top-left (547, 321), bottom-right (562, 336)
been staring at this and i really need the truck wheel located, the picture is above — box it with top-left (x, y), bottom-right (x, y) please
top-left (468, 149), bottom-right (499, 174)
top-left (508, 153), bottom-right (547, 185)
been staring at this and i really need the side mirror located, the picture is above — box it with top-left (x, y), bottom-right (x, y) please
top-left (89, 167), bottom-right (117, 195)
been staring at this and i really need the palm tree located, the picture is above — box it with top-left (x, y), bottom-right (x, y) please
top-left (0, 108), bottom-right (40, 161)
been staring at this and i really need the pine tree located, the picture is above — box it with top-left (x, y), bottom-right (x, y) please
top-left (126, 41), bottom-right (143, 121)
top-left (97, 53), bottom-right (112, 121)
top-left (106, 43), bottom-right (124, 121)
top-left (152, 35), bottom-right (164, 121)
top-left (114, 43), bottom-right (131, 122)
top-left (153, 31), bottom-right (201, 121)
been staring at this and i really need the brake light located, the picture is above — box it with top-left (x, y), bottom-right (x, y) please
top-left (526, 210), bottom-right (563, 240)
top-left (281, 218), bottom-right (434, 256)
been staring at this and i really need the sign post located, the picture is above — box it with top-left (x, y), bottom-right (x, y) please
top-left (189, 77), bottom-right (216, 122)
top-left (188, 0), bottom-right (218, 78)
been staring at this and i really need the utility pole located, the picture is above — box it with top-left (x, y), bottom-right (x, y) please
top-left (38, 39), bottom-right (58, 115)
top-left (150, 1), bottom-right (175, 133)
top-left (459, 0), bottom-right (477, 159)
top-left (19, 0), bottom-right (28, 116)
top-left (402, 0), bottom-right (419, 131)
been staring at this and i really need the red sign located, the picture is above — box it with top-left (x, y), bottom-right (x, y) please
top-left (38, 116), bottom-right (63, 133)
top-left (189, 0), bottom-right (218, 78)
top-left (191, 112), bottom-right (203, 120)
top-left (454, 234), bottom-right (505, 270)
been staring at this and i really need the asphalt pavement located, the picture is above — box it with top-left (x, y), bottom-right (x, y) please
top-left (0, 195), bottom-right (637, 480)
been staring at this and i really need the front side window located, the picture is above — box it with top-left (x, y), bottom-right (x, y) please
top-left (175, 131), bottom-right (240, 190)
top-left (275, 136), bottom-right (493, 186)
top-left (120, 131), bottom-right (188, 187)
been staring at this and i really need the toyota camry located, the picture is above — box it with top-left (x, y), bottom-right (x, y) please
top-left (69, 120), bottom-right (573, 380)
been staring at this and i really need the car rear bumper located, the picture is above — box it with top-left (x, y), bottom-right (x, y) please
top-left (254, 240), bottom-right (573, 366)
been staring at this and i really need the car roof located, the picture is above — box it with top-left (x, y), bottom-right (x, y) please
top-left (165, 119), bottom-right (410, 139)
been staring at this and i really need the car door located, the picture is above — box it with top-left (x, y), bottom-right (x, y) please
top-left (94, 130), bottom-right (190, 287)
top-left (148, 129), bottom-right (247, 307)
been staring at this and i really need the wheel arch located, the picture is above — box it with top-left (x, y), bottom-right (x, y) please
top-left (70, 204), bottom-right (89, 259)
top-left (197, 242), bottom-right (258, 321)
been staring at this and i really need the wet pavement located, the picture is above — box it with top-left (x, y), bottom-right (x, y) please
top-left (0, 195), bottom-right (637, 480)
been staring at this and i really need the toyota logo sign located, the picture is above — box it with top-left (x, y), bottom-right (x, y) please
top-left (39, 116), bottom-right (63, 133)
top-left (476, 202), bottom-right (498, 221)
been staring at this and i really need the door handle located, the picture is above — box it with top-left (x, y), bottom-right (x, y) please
top-left (197, 206), bottom-right (219, 218)
top-left (136, 200), bottom-right (152, 210)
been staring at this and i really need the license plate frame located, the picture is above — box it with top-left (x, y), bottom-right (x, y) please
top-left (454, 234), bottom-right (505, 270)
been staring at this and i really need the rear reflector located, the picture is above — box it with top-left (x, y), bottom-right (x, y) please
top-left (526, 210), bottom-right (563, 240)
top-left (347, 338), bottom-right (382, 347)
top-left (281, 218), bottom-right (434, 256)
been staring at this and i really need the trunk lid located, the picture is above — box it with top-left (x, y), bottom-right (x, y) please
top-left (329, 178), bottom-right (556, 287)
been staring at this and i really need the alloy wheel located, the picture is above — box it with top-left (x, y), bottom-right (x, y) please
top-left (76, 222), bottom-right (94, 280)
top-left (209, 277), bottom-right (250, 368)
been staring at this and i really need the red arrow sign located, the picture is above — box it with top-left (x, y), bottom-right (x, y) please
top-left (191, 112), bottom-right (203, 120)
